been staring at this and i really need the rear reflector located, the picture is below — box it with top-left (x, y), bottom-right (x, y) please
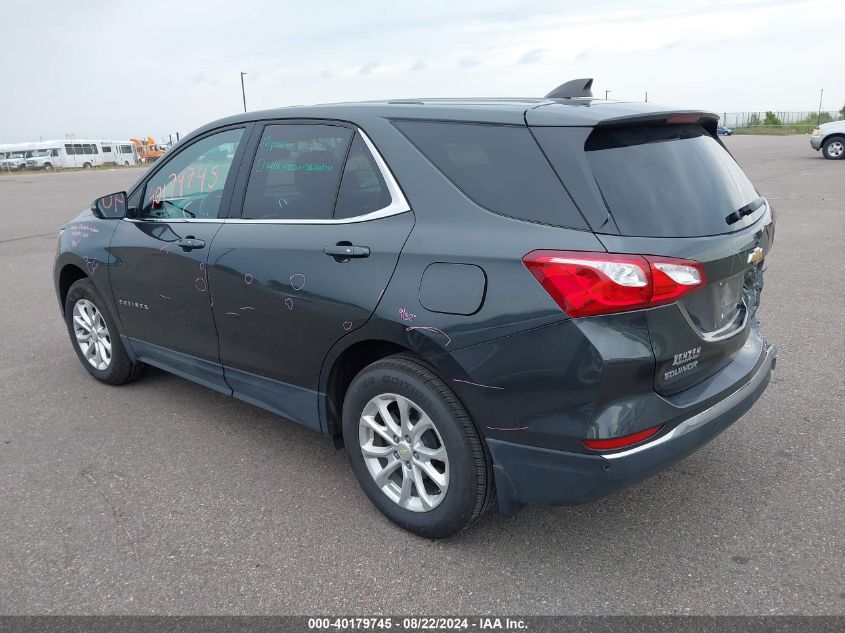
top-left (582, 425), bottom-right (663, 451)
top-left (523, 250), bottom-right (706, 317)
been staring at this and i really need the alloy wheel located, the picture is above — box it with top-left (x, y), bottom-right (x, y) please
top-left (358, 393), bottom-right (449, 512)
top-left (72, 299), bottom-right (112, 370)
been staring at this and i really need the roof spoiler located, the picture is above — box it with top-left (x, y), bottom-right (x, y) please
top-left (545, 78), bottom-right (593, 99)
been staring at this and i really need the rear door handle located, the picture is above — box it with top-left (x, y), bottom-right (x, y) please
top-left (176, 237), bottom-right (205, 251)
top-left (323, 244), bottom-right (370, 259)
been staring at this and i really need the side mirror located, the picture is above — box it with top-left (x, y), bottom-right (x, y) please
top-left (91, 191), bottom-right (128, 219)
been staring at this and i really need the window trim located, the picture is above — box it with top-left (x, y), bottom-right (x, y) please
top-left (125, 124), bottom-right (410, 225)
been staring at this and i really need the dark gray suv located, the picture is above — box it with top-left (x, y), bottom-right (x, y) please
top-left (54, 79), bottom-right (776, 537)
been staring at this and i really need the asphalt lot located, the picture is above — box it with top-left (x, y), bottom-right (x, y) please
top-left (0, 136), bottom-right (842, 615)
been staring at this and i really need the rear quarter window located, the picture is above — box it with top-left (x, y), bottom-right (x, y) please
top-left (393, 120), bottom-right (587, 230)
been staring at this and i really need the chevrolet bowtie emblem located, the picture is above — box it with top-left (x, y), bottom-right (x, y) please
top-left (747, 246), bottom-right (764, 264)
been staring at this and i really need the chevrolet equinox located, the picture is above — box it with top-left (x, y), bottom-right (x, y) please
top-left (54, 79), bottom-right (777, 537)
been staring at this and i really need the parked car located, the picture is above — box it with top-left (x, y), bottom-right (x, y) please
top-left (717, 125), bottom-right (733, 135)
top-left (54, 80), bottom-right (777, 537)
top-left (811, 120), bottom-right (845, 159)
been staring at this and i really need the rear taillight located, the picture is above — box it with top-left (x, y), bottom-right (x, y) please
top-left (582, 424), bottom-right (663, 451)
top-left (523, 250), bottom-right (706, 317)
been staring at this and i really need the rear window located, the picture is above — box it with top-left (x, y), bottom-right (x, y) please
top-left (393, 120), bottom-right (587, 230)
top-left (583, 125), bottom-right (761, 237)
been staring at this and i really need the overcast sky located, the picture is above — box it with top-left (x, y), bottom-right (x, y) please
top-left (1, 0), bottom-right (843, 143)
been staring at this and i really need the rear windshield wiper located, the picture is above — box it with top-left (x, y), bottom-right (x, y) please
top-left (726, 197), bottom-right (765, 225)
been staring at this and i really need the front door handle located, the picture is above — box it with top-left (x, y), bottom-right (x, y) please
top-left (323, 244), bottom-right (370, 260)
top-left (176, 237), bottom-right (205, 251)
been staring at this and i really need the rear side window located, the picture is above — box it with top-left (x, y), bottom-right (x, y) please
top-left (243, 124), bottom-right (352, 220)
top-left (581, 124), bottom-right (761, 237)
top-left (393, 120), bottom-right (587, 229)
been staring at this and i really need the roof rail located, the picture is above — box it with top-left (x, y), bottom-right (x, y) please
top-left (545, 78), bottom-right (593, 99)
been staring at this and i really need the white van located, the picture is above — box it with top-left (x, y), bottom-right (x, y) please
top-left (23, 142), bottom-right (63, 170)
top-left (102, 141), bottom-right (141, 165)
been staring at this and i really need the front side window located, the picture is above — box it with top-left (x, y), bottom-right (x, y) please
top-left (140, 128), bottom-right (244, 219)
top-left (242, 124), bottom-right (352, 220)
top-left (102, 146), bottom-right (112, 153)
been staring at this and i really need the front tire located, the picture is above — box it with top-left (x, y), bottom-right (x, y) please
top-left (342, 353), bottom-right (494, 538)
top-left (822, 136), bottom-right (845, 160)
top-left (64, 278), bottom-right (144, 385)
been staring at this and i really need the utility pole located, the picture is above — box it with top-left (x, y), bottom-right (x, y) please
top-left (240, 72), bottom-right (248, 113)
top-left (817, 88), bottom-right (824, 125)
top-left (605, 90), bottom-right (611, 100)
top-left (644, 91), bottom-right (648, 102)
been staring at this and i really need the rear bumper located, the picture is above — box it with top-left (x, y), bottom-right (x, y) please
top-left (489, 342), bottom-right (776, 514)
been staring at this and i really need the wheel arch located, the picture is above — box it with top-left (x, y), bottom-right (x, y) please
top-left (58, 263), bottom-right (88, 314)
top-left (323, 338), bottom-right (411, 441)
top-left (320, 329), bottom-right (486, 449)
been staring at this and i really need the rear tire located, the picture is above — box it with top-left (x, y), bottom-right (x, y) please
top-left (822, 136), bottom-right (845, 160)
top-left (82, 162), bottom-right (92, 168)
top-left (64, 278), bottom-right (144, 385)
top-left (342, 353), bottom-right (494, 538)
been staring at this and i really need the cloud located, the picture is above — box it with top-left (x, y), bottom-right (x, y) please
top-left (518, 48), bottom-right (547, 64)
top-left (1, 0), bottom-right (843, 142)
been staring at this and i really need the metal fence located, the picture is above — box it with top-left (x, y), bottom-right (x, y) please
top-left (722, 110), bottom-right (843, 131)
